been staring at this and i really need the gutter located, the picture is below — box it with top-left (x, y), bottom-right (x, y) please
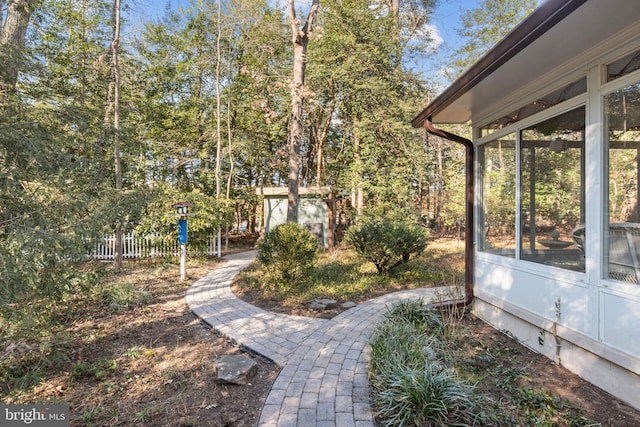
top-left (424, 119), bottom-right (474, 307)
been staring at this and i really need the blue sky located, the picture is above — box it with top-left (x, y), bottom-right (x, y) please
top-left (138, 0), bottom-right (479, 50)
top-left (401, 0), bottom-right (483, 87)
top-left (430, 0), bottom-right (481, 52)
top-left (135, 0), bottom-right (481, 85)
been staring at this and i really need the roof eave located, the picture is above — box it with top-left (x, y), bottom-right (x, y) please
top-left (411, 0), bottom-right (588, 128)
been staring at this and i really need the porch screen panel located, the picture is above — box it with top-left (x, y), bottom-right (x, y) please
top-left (478, 134), bottom-right (516, 256)
top-left (519, 107), bottom-right (585, 272)
top-left (606, 81), bottom-right (640, 284)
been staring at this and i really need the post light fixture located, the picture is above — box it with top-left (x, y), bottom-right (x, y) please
top-left (174, 202), bottom-right (192, 217)
top-left (172, 202), bottom-right (193, 281)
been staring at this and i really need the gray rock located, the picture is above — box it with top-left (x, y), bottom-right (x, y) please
top-left (213, 354), bottom-right (257, 385)
top-left (341, 301), bottom-right (357, 309)
top-left (309, 298), bottom-right (338, 311)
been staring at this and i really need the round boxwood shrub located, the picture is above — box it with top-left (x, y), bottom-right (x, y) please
top-left (256, 222), bottom-right (319, 284)
top-left (346, 221), bottom-right (428, 274)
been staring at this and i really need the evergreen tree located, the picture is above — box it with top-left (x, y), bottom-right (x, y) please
top-left (306, 0), bottom-right (434, 221)
top-left (1, 0), bottom-right (119, 305)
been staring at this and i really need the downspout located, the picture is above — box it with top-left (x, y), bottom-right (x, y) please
top-left (425, 118), bottom-right (474, 307)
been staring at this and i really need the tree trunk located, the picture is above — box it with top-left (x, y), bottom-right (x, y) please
top-left (287, 32), bottom-right (306, 223)
top-left (0, 0), bottom-right (40, 102)
top-left (109, 0), bottom-right (123, 271)
top-left (215, 0), bottom-right (223, 199)
top-left (286, 0), bottom-right (319, 223)
top-left (352, 125), bottom-right (363, 218)
top-left (225, 58), bottom-right (235, 251)
top-left (316, 100), bottom-right (336, 185)
top-left (385, 0), bottom-right (401, 68)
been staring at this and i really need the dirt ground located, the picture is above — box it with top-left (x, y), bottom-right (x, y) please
top-left (456, 314), bottom-right (640, 426)
top-left (3, 256), bottom-right (278, 427)
top-left (3, 234), bottom-right (640, 426)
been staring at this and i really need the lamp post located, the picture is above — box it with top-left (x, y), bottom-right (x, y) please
top-left (174, 202), bottom-right (192, 281)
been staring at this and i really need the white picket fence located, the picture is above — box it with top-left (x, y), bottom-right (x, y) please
top-left (91, 233), bottom-right (221, 260)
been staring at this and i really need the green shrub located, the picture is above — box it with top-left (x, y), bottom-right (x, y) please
top-left (256, 223), bottom-right (319, 284)
top-left (345, 221), bottom-right (428, 274)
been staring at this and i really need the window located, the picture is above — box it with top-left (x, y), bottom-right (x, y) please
top-left (478, 134), bottom-right (516, 257)
top-left (480, 78), bottom-right (586, 137)
top-left (519, 107), bottom-right (586, 272)
top-left (605, 81), bottom-right (640, 283)
top-left (607, 49), bottom-right (640, 82)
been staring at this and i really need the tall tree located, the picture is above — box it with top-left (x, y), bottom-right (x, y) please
top-left (105, 0), bottom-right (124, 271)
top-left (286, 0), bottom-right (320, 223)
top-left (385, 0), bottom-right (437, 69)
top-left (304, 0), bottom-right (433, 222)
top-left (214, 0), bottom-right (223, 198)
top-left (1, 0), bottom-right (123, 306)
top-left (223, 1), bottom-right (290, 190)
top-left (135, 5), bottom-right (216, 191)
top-left (0, 0), bottom-right (41, 102)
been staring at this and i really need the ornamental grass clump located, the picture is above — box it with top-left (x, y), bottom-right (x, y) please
top-left (256, 223), bottom-right (319, 285)
top-left (369, 299), bottom-right (479, 426)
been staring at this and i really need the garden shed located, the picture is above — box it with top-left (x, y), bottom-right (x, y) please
top-left (256, 186), bottom-right (334, 250)
top-left (413, 0), bottom-right (640, 409)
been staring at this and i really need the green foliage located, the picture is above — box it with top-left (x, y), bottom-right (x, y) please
top-left (95, 282), bottom-right (151, 313)
top-left (517, 387), bottom-right (562, 426)
top-left (255, 223), bottom-right (319, 284)
top-left (122, 346), bottom-right (155, 360)
top-left (237, 245), bottom-right (444, 307)
top-left (511, 386), bottom-right (592, 426)
top-left (369, 300), bottom-right (479, 426)
top-left (375, 365), bottom-right (477, 427)
top-left (367, 297), bottom-right (597, 427)
top-left (0, 347), bottom-right (51, 395)
top-left (382, 299), bottom-right (445, 337)
top-left (134, 185), bottom-right (234, 253)
top-left (1, 0), bottom-right (144, 312)
top-left (70, 359), bottom-right (118, 382)
top-left (492, 366), bottom-right (527, 392)
top-left (345, 221), bottom-right (428, 274)
top-left (0, 112), bottom-right (115, 307)
top-left (305, 0), bottom-right (435, 219)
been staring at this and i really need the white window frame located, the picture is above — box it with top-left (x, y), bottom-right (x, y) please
top-left (474, 92), bottom-right (588, 281)
top-left (598, 66), bottom-right (640, 291)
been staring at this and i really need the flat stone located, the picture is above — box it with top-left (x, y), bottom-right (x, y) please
top-left (309, 298), bottom-right (339, 311)
top-left (213, 354), bottom-right (257, 385)
top-left (341, 301), bottom-right (357, 309)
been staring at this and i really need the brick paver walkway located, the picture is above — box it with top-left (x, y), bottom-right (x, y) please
top-left (186, 251), bottom-right (443, 427)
